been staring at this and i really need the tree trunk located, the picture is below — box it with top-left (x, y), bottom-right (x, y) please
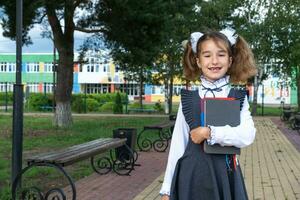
top-left (46, 1), bottom-right (75, 127)
top-left (168, 64), bottom-right (174, 114)
top-left (139, 70), bottom-right (143, 108)
top-left (251, 75), bottom-right (258, 116)
top-left (164, 80), bottom-right (169, 114)
top-left (54, 50), bottom-right (74, 127)
top-left (54, 101), bottom-right (72, 127)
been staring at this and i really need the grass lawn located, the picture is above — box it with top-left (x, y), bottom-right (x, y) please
top-left (0, 114), bottom-right (168, 199)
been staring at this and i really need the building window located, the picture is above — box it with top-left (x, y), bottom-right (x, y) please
top-left (44, 83), bottom-right (53, 93)
top-left (0, 82), bottom-right (13, 92)
top-left (0, 62), bottom-right (7, 72)
top-left (95, 64), bottom-right (99, 72)
top-left (7, 63), bottom-right (16, 72)
top-left (27, 62), bottom-right (39, 72)
top-left (26, 83), bottom-right (39, 93)
top-left (85, 84), bottom-right (112, 94)
top-left (90, 65), bottom-right (94, 72)
top-left (44, 63), bottom-right (53, 72)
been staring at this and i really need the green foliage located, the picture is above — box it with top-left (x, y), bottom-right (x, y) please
top-left (71, 93), bottom-right (127, 113)
top-left (0, 92), bottom-right (13, 105)
top-left (27, 93), bottom-right (53, 111)
top-left (71, 94), bottom-right (86, 113)
top-left (113, 92), bottom-right (123, 114)
top-left (98, 102), bottom-right (114, 112)
top-left (154, 100), bottom-right (163, 112)
top-left (86, 98), bottom-right (100, 112)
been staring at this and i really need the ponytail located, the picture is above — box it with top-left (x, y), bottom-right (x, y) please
top-left (228, 36), bottom-right (257, 83)
top-left (183, 42), bottom-right (201, 81)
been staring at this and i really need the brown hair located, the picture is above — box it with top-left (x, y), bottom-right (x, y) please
top-left (183, 31), bottom-right (257, 84)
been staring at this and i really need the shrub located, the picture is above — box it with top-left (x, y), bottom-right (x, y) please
top-left (154, 100), bottom-right (164, 112)
top-left (86, 98), bottom-right (100, 112)
top-left (72, 94), bottom-right (86, 113)
top-left (98, 102), bottom-right (114, 112)
top-left (0, 92), bottom-right (13, 105)
top-left (113, 92), bottom-right (123, 114)
top-left (27, 93), bottom-right (52, 111)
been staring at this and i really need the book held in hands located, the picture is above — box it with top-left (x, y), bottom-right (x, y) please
top-left (200, 98), bottom-right (241, 154)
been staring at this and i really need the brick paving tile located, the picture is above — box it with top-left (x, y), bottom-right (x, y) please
top-left (135, 117), bottom-right (300, 200)
top-left (271, 117), bottom-right (300, 152)
top-left (66, 149), bottom-right (168, 200)
top-left (64, 117), bottom-right (300, 200)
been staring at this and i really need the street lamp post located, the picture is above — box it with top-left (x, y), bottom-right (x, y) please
top-left (12, 0), bottom-right (24, 188)
top-left (5, 82), bottom-right (8, 112)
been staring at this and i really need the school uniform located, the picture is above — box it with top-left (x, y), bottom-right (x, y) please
top-left (160, 76), bottom-right (256, 200)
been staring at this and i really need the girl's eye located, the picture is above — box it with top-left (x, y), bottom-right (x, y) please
top-left (203, 54), bottom-right (210, 57)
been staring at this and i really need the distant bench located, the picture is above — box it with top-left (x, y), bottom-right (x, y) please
top-left (40, 105), bottom-right (54, 111)
top-left (12, 138), bottom-right (136, 200)
top-left (137, 120), bottom-right (175, 152)
top-left (127, 108), bottom-right (157, 114)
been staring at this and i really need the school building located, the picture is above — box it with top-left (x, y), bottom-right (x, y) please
top-left (0, 52), bottom-right (297, 105)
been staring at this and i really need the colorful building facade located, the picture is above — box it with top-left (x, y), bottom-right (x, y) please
top-left (0, 53), bottom-right (297, 105)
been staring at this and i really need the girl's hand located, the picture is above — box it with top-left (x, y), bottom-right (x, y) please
top-left (190, 127), bottom-right (211, 144)
top-left (161, 195), bottom-right (170, 200)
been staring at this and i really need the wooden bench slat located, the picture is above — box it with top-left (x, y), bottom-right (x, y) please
top-left (27, 138), bottom-right (127, 166)
top-left (28, 138), bottom-right (113, 161)
top-left (54, 139), bottom-right (127, 165)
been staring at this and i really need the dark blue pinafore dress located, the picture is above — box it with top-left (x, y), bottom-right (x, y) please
top-left (169, 88), bottom-right (248, 200)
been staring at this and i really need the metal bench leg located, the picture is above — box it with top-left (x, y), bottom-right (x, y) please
top-left (137, 129), bottom-right (152, 152)
top-left (111, 144), bottom-right (135, 176)
top-left (12, 162), bottom-right (76, 200)
top-left (153, 130), bottom-right (169, 152)
top-left (90, 156), bottom-right (113, 175)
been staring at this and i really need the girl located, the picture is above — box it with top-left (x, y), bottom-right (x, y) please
top-left (160, 28), bottom-right (257, 200)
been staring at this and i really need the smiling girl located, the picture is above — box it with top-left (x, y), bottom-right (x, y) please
top-left (160, 29), bottom-right (257, 200)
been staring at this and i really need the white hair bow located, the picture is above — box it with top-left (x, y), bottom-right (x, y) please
top-left (190, 28), bottom-right (238, 53)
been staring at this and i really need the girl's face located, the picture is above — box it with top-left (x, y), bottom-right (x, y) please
top-left (196, 39), bottom-right (232, 82)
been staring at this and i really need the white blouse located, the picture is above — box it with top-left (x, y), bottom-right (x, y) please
top-left (159, 76), bottom-right (256, 196)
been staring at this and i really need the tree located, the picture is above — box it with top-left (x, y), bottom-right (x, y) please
top-left (232, 0), bottom-right (274, 115)
top-left (1, 0), bottom-right (90, 127)
top-left (0, 0), bottom-right (175, 125)
top-left (264, 0), bottom-right (300, 109)
top-left (77, 0), bottom-right (176, 108)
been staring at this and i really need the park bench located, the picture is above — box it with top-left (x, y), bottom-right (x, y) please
top-left (40, 105), bottom-right (54, 111)
top-left (137, 120), bottom-right (175, 152)
top-left (12, 138), bottom-right (136, 200)
top-left (127, 108), bottom-right (156, 114)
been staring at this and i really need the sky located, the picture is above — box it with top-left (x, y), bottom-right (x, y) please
top-left (0, 7), bottom-right (93, 54)
top-left (0, 24), bottom-right (88, 54)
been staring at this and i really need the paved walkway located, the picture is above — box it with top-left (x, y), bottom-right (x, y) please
top-left (67, 117), bottom-right (300, 200)
top-left (133, 117), bottom-right (300, 200)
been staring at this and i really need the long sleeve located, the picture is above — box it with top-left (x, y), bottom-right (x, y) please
top-left (159, 103), bottom-right (190, 195)
top-left (209, 96), bottom-right (256, 148)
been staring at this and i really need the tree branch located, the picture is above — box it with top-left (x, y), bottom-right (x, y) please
top-left (45, 2), bottom-right (64, 49)
top-left (33, 12), bottom-right (47, 24)
top-left (73, 0), bottom-right (88, 10)
top-left (74, 27), bottom-right (105, 33)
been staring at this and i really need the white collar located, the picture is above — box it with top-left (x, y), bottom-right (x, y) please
top-left (200, 75), bottom-right (230, 89)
